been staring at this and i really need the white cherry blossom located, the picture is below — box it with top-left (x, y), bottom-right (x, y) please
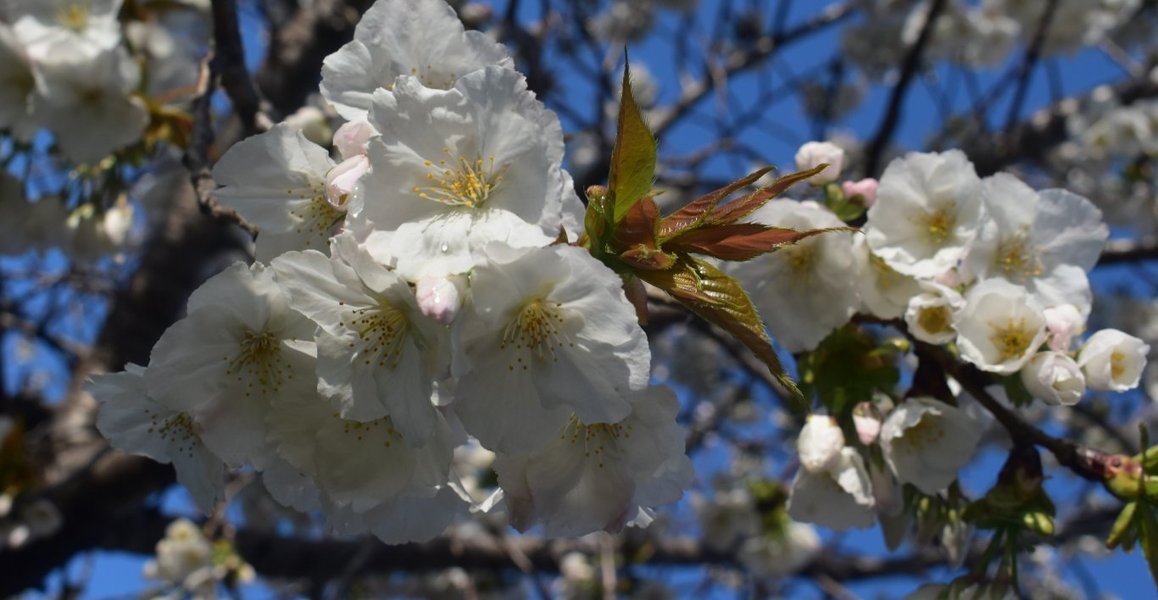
top-left (145, 262), bottom-right (317, 469)
top-left (265, 384), bottom-right (458, 514)
top-left (1078, 329), bottom-right (1150, 392)
top-left (269, 238), bottom-right (448, 443)
top-left (797, 414), bottom-right (845, 473)
top-left (1021, 351), bottom-right (1085, 406)
top-left (964, 174), bottom-right (1106, 315)
top-left (865, 150), bottom-right (985, 279)
top-left (880, 397), bottom-right (982, 495)
top-left (493, 386), bottom-right (693, 537)
top-left (787, 447), bottom-right (876, 530)
top-left (955, 278), bottom-right (1048, 374)
top-left (11, 0), bottom-right (123, 56)
top-left (729, 200), bottom-right (859, 352)
top-left (29, 47), bottom-right (147, 164)
top-left (856, 238), bottom-right (922, 320)
top-left (454, 244), bottom-right (649, 453)
top-left (90, 365), bottom-right (226, 513)
top-left (319, 0), bottom-right (512, 121)
top-left (357, 67), bottom-right (581, 279)
top-left (212, 123), bottom-right (344, 262)
top-left (904, 282), bottom-right (964, 345)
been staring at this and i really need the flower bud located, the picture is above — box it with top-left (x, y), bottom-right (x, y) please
top-left (1043, 304), bottom-right (1084, 352)
top-left (852, 402), bottom-right (882, 445)
top-left (794, 141), bottom-right (845, 185)
top-left (324, 155), bottom-right (370, 209)
top-left (1078, 329), bottom-right (1150, 392)
top-left (1020, 351), bottom-right (1085, 406)
top-left (797, 414), bottom-right (845, 473)
top-left (841, 178), bottom-right (878, 207)
top-left (416, 275), bottom-right (466, 325)
top-left (333, 119), bottom-right (378, 159)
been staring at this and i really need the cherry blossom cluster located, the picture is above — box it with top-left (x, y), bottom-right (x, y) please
top-left (0, 1), bottom-right (209, 262)
top-left (730, 141), bottom-right (1149, 531)
top-left (89, 0), bottom-right (693, 543)
top-left (0, 0), bottom-right (207, 163)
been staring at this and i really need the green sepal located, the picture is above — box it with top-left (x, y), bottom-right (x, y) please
top-left (1108, 501), bottom-right (1139, 551)
top-left (822, 182), bottom-right (867, 222)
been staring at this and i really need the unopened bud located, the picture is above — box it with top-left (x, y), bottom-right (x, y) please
top-left (332, 120), bottom-right (378, 159)
top-left (794, 141), bottom-right (844, 185)
top-left (324, 155), bottom-right (370, 209)
top-left (797, 414), bottom-right (844, 473)
top-left (841, 178), bottom-right (878, 207)
top-left (416, 275), bottom-right (465, 325)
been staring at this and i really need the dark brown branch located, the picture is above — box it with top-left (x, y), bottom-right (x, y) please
top-left (922, 343), bottom-right (1108, 482)
top-left (862, 0), bottom-right (947, 177)
top-left (210, 0), bottom-right (265, 136)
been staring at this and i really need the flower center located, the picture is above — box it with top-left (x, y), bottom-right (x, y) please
top-left (920, 206), bottom-right (955, 244)
top-left (560, 415), bottom-right (633, 469)
top-left (501, 298), bottom-right (572, 369)
top-left (1111, 350), bottom-right (1126, 380)
top-left (226, 328), bottom-right (289, 396)
top-left (917, 305), bottom-right (952, 336)
top-left (786, 244), bottom-right (816, 275)
top-left (900, 416), bottom-right (946, 450)
top-left (289, 186), bottom-right (345, 245)
top-left (144, 409), bottom-right (199, 458)
top-left (344, 304), bottom-right (409, 369)
top-left (339, 416), bottom-right (404, 448)
top-left (994, 227), bottom-right (1042, 282)
top-left (59, 3), bottom-right (89, 32)
top-left (988, 318), bottom-right (1035, 362)
top-left (412, 150), bottom-right (506, 208)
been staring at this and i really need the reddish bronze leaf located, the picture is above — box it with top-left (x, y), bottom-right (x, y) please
top-left (704, 165), bottom-right (826, 227)
top-left (636, 256), bottom-right (806, 411)
top-left (665, 224), bottom-right (843, 261)
top-left (657, 166), bottom-right (775, 241)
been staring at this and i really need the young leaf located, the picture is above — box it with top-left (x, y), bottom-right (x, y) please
top-left (608, 59), bottom-right (657, 224)
top-left (700, 165), bottom-right (827, 227)
top-left (635, 255), bottom-right (807, 411)
top-left (657, 166), bottom-right (775, 240)
top-left (664, 224), bottom-right (851, 262)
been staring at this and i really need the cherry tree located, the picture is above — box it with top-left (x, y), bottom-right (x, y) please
top-left (2, 0), bottom-right (1158, 598)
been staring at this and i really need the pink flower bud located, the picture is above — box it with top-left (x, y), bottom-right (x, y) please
top-left (852, 403), bottom-right (882, 445)
top-left (416, 275), bottom-right (465, 325)
top-left (1043, 304), bottom-right (1084, 352)
top-left (324, 155), bottom-right (369, 209)
top-left (841, 178), bottom-right (878, 207)
top-left (332, 120), bottom-right (378, 159)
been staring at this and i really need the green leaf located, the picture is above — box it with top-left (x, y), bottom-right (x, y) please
top-left (796, 325), bottom-right (900, 417)
top-left (608, 58), bottom-right (657, 224)
top-left (635, 255), bottom-right (806, 411)
top-left (582, 185), bottom-right (613, 260)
